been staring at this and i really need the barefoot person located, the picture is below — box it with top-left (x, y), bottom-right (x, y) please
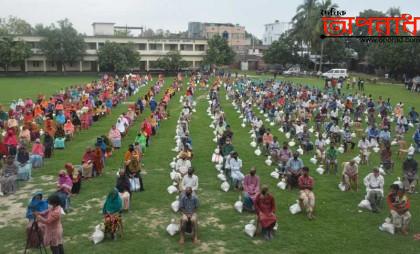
top-left (179, 187), bottom-right (199, 244)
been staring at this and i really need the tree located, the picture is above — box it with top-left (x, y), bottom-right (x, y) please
top-left (203, 35), bottom-right (235, 66)
top-left (155, 51), bottom-right (187, 70)
top-left (98, 41), bottom-right (140, 72)
top-left (317, 0), bottom-right (338, 71)
top-left (0, 16), bottom-right (32, 35)
top-left (263, 34), bottom-right (300, 66)
top-left (38, 19), bottom-right (86, 71)
top-left (0, 36), bottom-right (32, 71)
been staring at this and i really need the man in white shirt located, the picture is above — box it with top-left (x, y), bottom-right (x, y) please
top-left (363, 168), bottom-right (384, 212)
top-left (176, 154), bottom-right (191, 176)
top-left (181, 167), bottom-right (199, 194)
top-left (358, 136), bottom-right (370, 164)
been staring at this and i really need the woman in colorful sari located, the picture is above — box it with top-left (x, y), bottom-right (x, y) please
top-left (25, 192), bottom-right (48, 249)
top-left (102, 188), bottom-right (123, 240)
top-left (19, 126), bottom-right (31, 145)
top-left (35, 194), bottom-right (65, 254)
top-left (31, 138), bottom-right (44, 168)
top-left (108, 125), bottom-right (122, 149)
top-left (81, 147), bottom-right (93, 179)
top-left (255, 185), bottom-right (277, 240)
top-left (0, 156), bottom-right (18, 195)
top-left (63, 120), bottom-right (75, 140)
top-left (65, 163), bottom-right (82, 195)
top-left (92, 145), bottom-right (104, 176)
top-left (243, 167), bottom-right (260, 212)
top-left (4, 128), bottom-right (18, 155)
top-left (17, 145), bottom-right (32, 181)
top-left (57, 170), bottom-right (72, 211)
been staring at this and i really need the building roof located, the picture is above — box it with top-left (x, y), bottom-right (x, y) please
top-left (92, 22), bottom-right (116, 25)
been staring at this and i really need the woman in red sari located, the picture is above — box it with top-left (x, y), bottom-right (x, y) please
top-left (255, 185), bottom-right (277, 240)
top-left (92, 145), bottom-right (104, 176)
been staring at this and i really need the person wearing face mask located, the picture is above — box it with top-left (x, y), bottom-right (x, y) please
top-left (179, 187), bottom-right (199, 244)
top-left (286, 152), bottom-right (304, 190)
top-left (243, 167), bottom-right (260, 212)
top-left (363, 168), bottom-right (385, 213)
top-left (255, 185), bottom-right (276, 240)
top-left (181, 167), bottom-right (199, 195)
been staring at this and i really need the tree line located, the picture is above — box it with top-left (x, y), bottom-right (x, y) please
top-left (0, 16), bottom-right (236, 73)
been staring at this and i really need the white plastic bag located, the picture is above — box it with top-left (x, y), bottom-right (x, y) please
top-left (91, 224), bottom-right (104, 244)
top-left (270, 171), bottom-right (279, 179)
top-left (338, 182), bottom-right (346, 192)
top-left (358, 199), bottom-right (372, 211)
top-left (221, 181), bottom-right (230, 192)
top-left (316, 166), bottom-right (325, 175)
top-left (234, 195), bottom-right (243, 213)
top-left (166, 219), bottom-right (180, 236)
top-left (254, 147), bottom-right (261, 156)
top-left (310, 156), bottom-right (317, 165)
top-left (217, 172), bottom-right (227, 182)
top-left (265, 156), bottom-right (272, 166)
top-left (244, 220), bottom-right (256, 237)
top-left (171, 196), bottom-right (180, 212)
top-left (289, 200), bottom-right (302, 214)
top-left (250, 141), bottom-right (257, 148)
top-left (277, 178), bottom-right (286, 190)
top-left (167, 182), bottom-right (178, 194)
top-left (379, 218), bottom-right (395, 235)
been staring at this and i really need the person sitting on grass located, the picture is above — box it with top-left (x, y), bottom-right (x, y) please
top-left (255, 185), bottom-right (276, 240)
top-left (298, 167), bottom-right (315, 220)
top-left (286, 152), bottom-right (304, 190)
top-left (363, 168), bottom-right (384, 213)
top-left (108, 125), bottom-right (122, 149)
top-left (402, 154), bottom-right (418, 193)
top-left (243, 167), bottom-right (260, 212)
top-left (227, 151), bottom-right (244, 190)
top-left (386, 184), bottom-right (411, 235)
top-left (179, 187), bottom-right (199, 244)
top-left (342, 160), bottom-right (358, 191)
top-left (325, 143), bottom-right (338, 175)
top-left (102, 188), bottom-right (123, 240)
top-left (0, 155), bottom-right (18, 196)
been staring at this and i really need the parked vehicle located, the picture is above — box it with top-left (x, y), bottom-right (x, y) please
top-left (321, 69), bottom-right (348, 79)
top-left (283, 66), bottom-right (301, 76)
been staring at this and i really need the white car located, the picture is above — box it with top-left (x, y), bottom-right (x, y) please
top-left (322, 69), bottom-right (348, 79)
top-left (283, 67), bottom-right (301, 76)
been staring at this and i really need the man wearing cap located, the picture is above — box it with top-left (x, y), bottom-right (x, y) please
top-left (363, 168), bottom-right (384, 212)
top-left (402, 154), bottom-right (418, 193)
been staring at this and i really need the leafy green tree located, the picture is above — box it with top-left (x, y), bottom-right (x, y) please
top-left (98, 41), bottom-right (140, 72)
top-left (38, 19), bottom-right (86, 72)
top-left (0, 36), bottom-right (32, 71)
top-left (155, 51), bottom-right (187, 70)
top-left (263, 35), bottom-right (300, 66)
top-left (0, 16), bottom-right (32, 35)
top-left (203, 35), bottom-right (235, 66)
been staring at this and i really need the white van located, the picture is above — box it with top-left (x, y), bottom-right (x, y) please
top-left (322, 69), bottom-right (348, 79)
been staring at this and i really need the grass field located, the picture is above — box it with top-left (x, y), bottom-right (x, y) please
top-left (0, 75), bottom-right (419, 254)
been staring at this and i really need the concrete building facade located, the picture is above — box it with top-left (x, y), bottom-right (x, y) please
top-left (263, 20), bottom-right (292, 45)
top-left (0, 35), bottom-right (207, 72)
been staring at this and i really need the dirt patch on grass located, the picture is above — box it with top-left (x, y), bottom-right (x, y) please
top-left (193, 240), bottom-right (228, 254)
top-left (213, 202), bottom-right (232, 210)
top-left (201, 214), bottom-right (225, 231)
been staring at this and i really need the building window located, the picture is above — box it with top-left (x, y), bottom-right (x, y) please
top-left (32, 61), bottom-right (40, 67)
top-left (86, 43), bottom-right (97, 50)
top-left (138, 43), bottom-right (146, 50)
top-left (195, 44), bottom-right (205, 51)
top-left (98, 43), bottom-right (105, 49)
top-left (222, 31), bottom-right (229, 40)
top-left (180, 44), bottom-right (193, 51)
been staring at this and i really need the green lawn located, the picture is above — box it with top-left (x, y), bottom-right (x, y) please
top-left (0, 75), bottom-right (419, 254)
top-left (0, 76), bottom-right (97, 105)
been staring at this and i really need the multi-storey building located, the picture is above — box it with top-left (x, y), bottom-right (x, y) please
top-left (0, 23), bottom-right (207, 72)
top-left (263, 20), bottom-right (291, 45)
top-left (188, 22), bottom-right (250, 54)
